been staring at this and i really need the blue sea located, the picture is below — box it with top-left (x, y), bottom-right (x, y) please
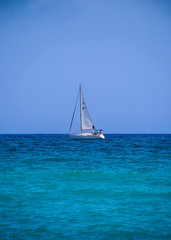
top-left (0, 134), bottom-right (171, 240)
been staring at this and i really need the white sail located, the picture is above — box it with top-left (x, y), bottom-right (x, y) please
top-left (80, 90), bottom-right (95, 130)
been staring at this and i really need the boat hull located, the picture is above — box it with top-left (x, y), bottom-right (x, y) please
top-left (69, 133), bottom-right (105, 140)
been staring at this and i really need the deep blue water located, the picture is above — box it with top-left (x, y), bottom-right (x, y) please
top-left (0, 134), bottom-right (171, 240)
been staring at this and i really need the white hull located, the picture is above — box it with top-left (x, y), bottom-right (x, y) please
top-left (69, 133), bottom-right (105, 140)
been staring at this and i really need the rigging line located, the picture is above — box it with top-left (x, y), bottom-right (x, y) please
top-left (80, 84), bottom-right (82, 133)
top-left (68, 89), bottom-right (80, 134)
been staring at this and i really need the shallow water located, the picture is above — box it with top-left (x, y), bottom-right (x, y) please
top-left (0, 134), bottom-right (171, 239)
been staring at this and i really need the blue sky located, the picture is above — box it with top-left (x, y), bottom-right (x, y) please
top-left (0, 0), bottom-right (171, 133)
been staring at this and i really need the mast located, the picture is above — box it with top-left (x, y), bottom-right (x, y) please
top-left (80, 84), bottom-right (82, 133)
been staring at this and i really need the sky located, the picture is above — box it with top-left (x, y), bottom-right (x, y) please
top-left (0, 0), bottom-right (171, 134)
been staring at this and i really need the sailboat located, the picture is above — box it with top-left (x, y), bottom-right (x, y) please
top-left (69, 84), bottom-right (105, 140)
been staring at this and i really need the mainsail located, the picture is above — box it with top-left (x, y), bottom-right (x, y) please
top-left (80, 89), bottom-right (95, 131)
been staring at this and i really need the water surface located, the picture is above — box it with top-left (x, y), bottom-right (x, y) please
top-left (0, 134), bottom-right (171, 239)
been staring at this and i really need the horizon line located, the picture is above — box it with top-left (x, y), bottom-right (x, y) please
top-left (0, 133), bottom-right (171, 135)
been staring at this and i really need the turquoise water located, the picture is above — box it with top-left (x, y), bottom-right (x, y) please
top-left (0, 134), bottom-right (171, 240)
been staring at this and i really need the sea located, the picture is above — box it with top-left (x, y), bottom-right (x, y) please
top-left (0, 134), bottom-right (171, 240)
